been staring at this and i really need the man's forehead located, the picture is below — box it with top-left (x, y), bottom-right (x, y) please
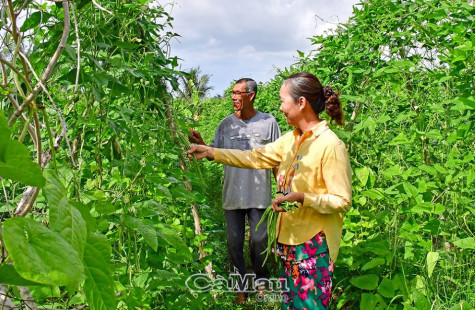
top-left (233, 82), bottom-right (246, 90)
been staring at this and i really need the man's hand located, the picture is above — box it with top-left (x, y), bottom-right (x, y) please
top-left (185, 144), bottom-right (215, 161)
top-left (272, 192), bottom-right (304, 212)
top-left (188, 129), bottom-right (205, 145)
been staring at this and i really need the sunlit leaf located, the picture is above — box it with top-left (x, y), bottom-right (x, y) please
top-left (355, 166), bottom-right (370, 186)
top-left (361, 189), bottom-right (385, 200)
top-left (453, 237), bottom-right (475, 249)
top-left (383, 165), bottom-right (402, 178)
top-left (426, 251), bottom-right (439, 278)
top-left (44, 171), bottom-right (87, 258)
top-left (0, 111), bottom-right (45, 187)
top-left (350, 274), bottom-right (379, 290)
top-left (0, 264), bottom-right (42, 286)
top-left (389, 132), bottom-right (410, 145)
top-left (448, 301), bottom-right (475, 310)
top-left (3, 217), bottom-right (85, 287)
top-left (362, 258), bottom-right (386, 271)
top-left (20, 11), bottom-right (52, 32)
top-left (83, 233), bottom-right (116, 310)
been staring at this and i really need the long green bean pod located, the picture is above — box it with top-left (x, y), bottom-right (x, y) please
top-left (256, 201), bottom-right (299, 266)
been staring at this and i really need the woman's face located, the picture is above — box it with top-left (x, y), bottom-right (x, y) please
top-left (279, 84), bottom-right (301, 127)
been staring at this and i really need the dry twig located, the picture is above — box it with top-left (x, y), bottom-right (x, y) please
top-left (8, 2), bottom-right (71, 126)
top-left (70, 2), bottom-right (81, 94)
top-left (92, 0), bottom-right (113, 15)
top-left (19, 51), bottom-right (77, 167)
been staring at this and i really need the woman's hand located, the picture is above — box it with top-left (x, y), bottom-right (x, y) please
top-left (185, 144), bottom-right (215, 160)
top-left (271, 192), bottom-right (304, 212)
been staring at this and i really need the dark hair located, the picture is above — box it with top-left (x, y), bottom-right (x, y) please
top-left (235, 78), bottom-right (258, 99)
top-left (283, 72), bottom-right (344, 125)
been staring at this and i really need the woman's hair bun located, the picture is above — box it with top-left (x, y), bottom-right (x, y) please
top-left (323, 86), bottom-right (344, 126)
top-left (323, 86), bottom-right (338, 103)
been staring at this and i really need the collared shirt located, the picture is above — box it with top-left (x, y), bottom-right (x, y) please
top-left (214, 120), bottom-right (352, 262)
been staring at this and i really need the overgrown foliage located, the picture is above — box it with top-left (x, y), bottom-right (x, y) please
top-left (1, 1), bottom-right (217, 309)
top-left (256, 0), bottom-right (474, 308)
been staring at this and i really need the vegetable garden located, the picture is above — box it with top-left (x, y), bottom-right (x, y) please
top-left (0, 0), bottom-right (473, 309)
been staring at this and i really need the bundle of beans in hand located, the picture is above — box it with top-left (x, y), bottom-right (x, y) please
top-left (256, 201), bottom-right (299, 266)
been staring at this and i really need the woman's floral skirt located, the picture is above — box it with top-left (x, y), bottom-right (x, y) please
top-left (276, 231), bottom-right (334, 310)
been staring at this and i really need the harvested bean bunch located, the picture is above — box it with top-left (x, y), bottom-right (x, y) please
top-left (256, 201), bottom-right (299, 265)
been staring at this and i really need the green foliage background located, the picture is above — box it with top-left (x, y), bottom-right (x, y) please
top-left (0, 0), bottom-right (473, 309)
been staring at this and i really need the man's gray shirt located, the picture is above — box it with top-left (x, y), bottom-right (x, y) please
top-left (210, 111), bottom-right (281, 210)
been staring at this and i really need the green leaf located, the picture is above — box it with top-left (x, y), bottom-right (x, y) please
top-left (148, 270), bottom-right (181, 289)
top-left (419, 165), bottom-right (437, 175)
top-left (71, 201), bottom-right (96, 233)
top-left (433, 164), bottom-right (447, 174)
top-left (453, 237), bottom-right (475, 249)
top-left (357, 116), bottom-right (377, 134)
top-left (170, 185), bottom-right (196, 201)
top-left (155, 184), bottom-right (172, 198)
top-left (425, 129), bottom-right (442, 140)
top-left (377, 278), bottom-right (395, 298)
top-left (156, 223), bottom-right (191, 260)
top-left (356, 167), bottom-right (370, 186)
top-left (0, 264), bottom-right (42, 286)
top-left (361, 258), bottom-right (386, 271)
top-left (350, 274), bottom-right (379, 290)
top-left (83, 233), bottom-right (116, 310)
top-left (376, 114), bottom-right (391, 124)
top-left (113, 40), bottom-right (140, 50)
top-left (44, 171), bottom-right (87, 257)
top-left (109, 81), bottom-right (131, 98)
top-left (457, 97), bottom-right (475, 110)
top-left (2, 217), bottom-right (85, 287)
top-left (403, 182), bottom-right (419, 198)
top-left (0, 111), bottom-right (45, 187)
top-left (432, 203), bottom-right (445, 215)
top-left (360, 293), bottom-right (380, 309)
top-left (20, 11), bottom-right (52, 32)
top-left (91, 72), bottom-right (111, 87)
top-left (363, 240), bottom-right (390, 255)
top-left (448, 301), bottom-right (475, 310)
top-left (382, 165), bottom-right (402, 178)
top-left (405, 243), bottom-right (414, 260)
top-left (410, 203), bottom-right (432, 215)
top-left (340, 94), bottom-right (364, 102)
top-left (389, 132), bottom-right (410, 145)
top-left (426, 251), bottom-right (439, 278)
top-left (361, 189), bottom-right (385, 200)
top-left (123, 216), bottom-right (158, 251)
top-left (413, 289), bottom-right (431, 309)
top-left (95, 202), bottom-right (116, 215)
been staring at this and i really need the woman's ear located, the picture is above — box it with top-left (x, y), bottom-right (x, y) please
top-left (298, 96), bottom-right (306, 110)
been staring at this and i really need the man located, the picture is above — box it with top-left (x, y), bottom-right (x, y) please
top-left (189, 78), bottom-right (281, 304)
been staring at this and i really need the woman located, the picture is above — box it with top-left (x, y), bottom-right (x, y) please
top-left (187, 72), bottom-right (352, 309)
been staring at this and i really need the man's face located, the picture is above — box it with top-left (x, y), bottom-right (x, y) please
top-left (231, 82), bottom-right (252, 112)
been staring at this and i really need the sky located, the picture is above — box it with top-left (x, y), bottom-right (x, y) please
top-left (167, 0), bottom-right (360, 97)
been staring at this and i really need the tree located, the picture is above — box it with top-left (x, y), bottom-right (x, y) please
top-left (176, 66), bottom-right (214, 102)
